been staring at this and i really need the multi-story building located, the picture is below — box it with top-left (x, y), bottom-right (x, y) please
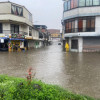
top-left (34, 25), bottom-right (50, 46)
top-left (62, 0), bottom-right (100, 52)
top-left (48, 29), bottom-right (61, 38)
top-left (0, 1), bottom-right (39, 51)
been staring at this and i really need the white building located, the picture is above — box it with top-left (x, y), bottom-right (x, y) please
top-left (0, 1), bottom-right (40, 51)
top-left (63, 0), bottom-right (100, 52)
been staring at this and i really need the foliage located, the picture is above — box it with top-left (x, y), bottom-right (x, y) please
top-left (0, 75), bottom-right (97, 100)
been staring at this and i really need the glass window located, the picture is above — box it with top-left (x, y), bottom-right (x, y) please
top-left (74, 0), bottom-right (78, 8)
top-left (69, 21), bottom-right (71, 32)
top-left (83, 20), bottom-right (86, 32)
top-left (86, 0), bottom-right (93, 6)
top-left (11, 24), bottom-right (19, 34)
top-left (11, 4), bottom-right (23, 16)
top-left (71, 0), bottom-right (74, 9)
top-left (78, 19), bottom-right (83, 32)
top-left (72, 21), bottom-right (75, 32)
top-left (79, 0), bottom-right (85, 6)
top-left (64, 2), bottom-right (68, 11)
top-left (93, 0), bottom-right (99, 5)
top-left (65, 22), bottom-right (69, 33)
top-left (68, 0), bottom-right (71, 10)
top-left (0, 23), bottom-right (2, 33)
top-left (91, 19), bottom-right (95, 28)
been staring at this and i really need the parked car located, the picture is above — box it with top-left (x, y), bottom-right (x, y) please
top-left (58, 42), bottom-right (61, 45)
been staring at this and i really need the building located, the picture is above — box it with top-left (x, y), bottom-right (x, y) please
top-left (34, 25), bottom-right (51, 46)
top-left (0, 1), bottom-right (39, 51)
top-left (48, 29), bottom-right (61, 39)
top-left (62, 0), bottom-right (100, 52)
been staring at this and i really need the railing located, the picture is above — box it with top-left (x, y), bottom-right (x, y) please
top-left (0, 30), bottom-right (28, 35)
top-left (65, 28), bottom-right (95, 33)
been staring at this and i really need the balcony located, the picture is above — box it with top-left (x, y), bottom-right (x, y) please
top-left (0, 30), bottom-right (28, 38)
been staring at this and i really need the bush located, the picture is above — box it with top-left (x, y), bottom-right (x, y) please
top-left (0, 75), bottom-right (97, 100)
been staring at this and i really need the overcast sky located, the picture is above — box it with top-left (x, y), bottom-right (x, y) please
top-left (1, 0), bottom-right (63, 30)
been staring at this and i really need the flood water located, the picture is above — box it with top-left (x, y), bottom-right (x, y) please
top-left (0, 41), bottom-right (100, 98)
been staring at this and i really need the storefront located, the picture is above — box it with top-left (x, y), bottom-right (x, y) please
top-left (8, 34), bottom-right (27, 52)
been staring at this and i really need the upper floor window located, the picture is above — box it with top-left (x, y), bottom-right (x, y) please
top-left (65, 17), bottom-right (95, 33)
top-left (86, 0), bottom-right (93, 6)
top-left (64, 2), bottom-right (68, 11)
top-left (71, 0), bottom-right (74, 9)
top-left (11, 24), bottom-right (19, 34)
top-left (28, 13), bottom-right (32, 22)
top-left (64, 0), bottom-right (100, 12)
top-left (11, 4), bottom-right (23, 16)
top-left (68, 0), bottom-right (71, 10)
top-left (93, 0), bottom-right (99, 5)
top-left (79, 0), bottom-right (85, 7)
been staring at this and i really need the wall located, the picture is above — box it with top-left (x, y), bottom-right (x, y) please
top-left (3, 23), bottom-right (10, 35)
top-left (32, 29), bottom-right (39, 40)
top-left (69, 37), bottom-right (83, 52)
top-left (64, 6), bottom-right (100, 20)
top-left (0, 3), bottom-right (11, 14)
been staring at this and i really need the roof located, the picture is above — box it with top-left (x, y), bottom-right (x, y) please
top-left (10, 38), bottom-right (25, 41)
top-left (34, 25), bottom-right (47, 29)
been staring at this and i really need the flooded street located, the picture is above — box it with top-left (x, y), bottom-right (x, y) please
top-left (0, 41), bottom-right (100, 98)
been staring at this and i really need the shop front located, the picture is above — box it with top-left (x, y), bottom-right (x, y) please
top-left (8, 34), bottom-right (27, 52)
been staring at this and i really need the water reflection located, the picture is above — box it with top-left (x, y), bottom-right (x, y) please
top-left (0, 42), bottom-right (100, 98)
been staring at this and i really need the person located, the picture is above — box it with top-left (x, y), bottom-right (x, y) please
top-left (65, 42), bottom-right (69, 52)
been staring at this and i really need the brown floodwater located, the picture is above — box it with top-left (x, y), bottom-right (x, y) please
top-left (0, 41), bottom-right (100, 98)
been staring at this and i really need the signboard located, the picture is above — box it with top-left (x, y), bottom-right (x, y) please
top-left (0, 39), bottom-right (4, 43)
top-left (11, 34), bottom-right (25, 39)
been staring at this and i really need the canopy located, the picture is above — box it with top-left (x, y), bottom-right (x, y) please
top-left (10, 38), bottom-right (25, 41)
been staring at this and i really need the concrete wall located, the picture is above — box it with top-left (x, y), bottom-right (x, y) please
top-left (69, 37), bottom-right (83, 52)
top-left (32, 29), bottom-right (39, 40)
top-left (64, 6), bottom-right (100, 20)
top-left (0, 3), bottom-right (11, 14)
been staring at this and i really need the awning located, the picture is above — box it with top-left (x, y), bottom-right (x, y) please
top-left (0, 37), bottom-right (9, 39)
top-left (10, 38), bottom-right (25, 41)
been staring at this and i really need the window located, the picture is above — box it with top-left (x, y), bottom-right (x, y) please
top-left (69, 21), bottom-right (71, 32)
top-left (72, 21), bottom-right (75, 32)
top-left (64, 2), bottom-right (68, 11)
top-left (79, 0), bottom-right (85, 6)
top-left (0, 23), bottom-right (2, 33)
top-left (11, 24), bottom-right (19, 34)
top-left (71, 40), bottom-right (78, 49)
top-left (65, 17), bottom-right (95, 33)
top-left (71, 0), bottom-right (74, 9)
top-left (74, 0), bottom-right (78, 8)
top-left (68, 0), bottom-right (71, 10)
top-left (93, 0), bottom-right (99, 5)
top-left (29, 27), bottom-right (32, 36)
top-left (11, 4), bottom-right (23, 16)
top-left (29, 13), bottom-right (32, 22)
top-left (86, 18), bottom-right (95, 31)
top-left (83, 20), bottom-right (86, 32)
top-left (65, 19), bottom-right (75, 33)
top-left (91, 19), bottom-right (95, 30)
top-left (86, 0), bottom-right (93, 6)
top-left (78, 19), bottom-right (83, 32)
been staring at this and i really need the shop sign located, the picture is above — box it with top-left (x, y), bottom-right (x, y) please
top-left (11, 34), bottom-right (25, 39)
top-left (0, 39), bottom-right (4, 43)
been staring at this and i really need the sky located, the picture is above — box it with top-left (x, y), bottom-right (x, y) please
top-left (1, 0), bottom-right (63, 30)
